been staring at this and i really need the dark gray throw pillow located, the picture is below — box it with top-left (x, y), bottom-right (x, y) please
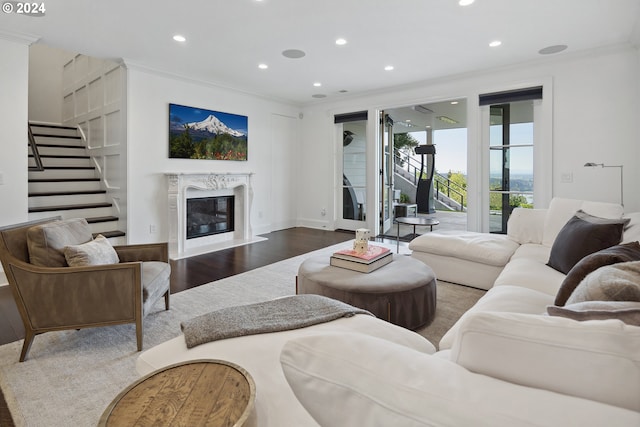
top-left (546, 210), bottom-right (628, 275)
top-left (554, 241), bottom-right (640, 306)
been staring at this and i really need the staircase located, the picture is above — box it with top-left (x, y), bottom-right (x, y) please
top-left (27, 122), bottom-right (125, 241)
top-left (393, 152), bottom-right (467, 212)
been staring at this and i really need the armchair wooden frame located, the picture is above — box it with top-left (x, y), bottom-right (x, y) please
top-left (0, 218), bottom-right (170, 362)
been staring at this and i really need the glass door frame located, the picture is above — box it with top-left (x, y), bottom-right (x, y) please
top-left (478, 80), bottom-right (553, 232)
top-left (379, 111), bottom-right (394, 235)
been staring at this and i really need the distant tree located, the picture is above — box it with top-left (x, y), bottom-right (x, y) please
top-left (169, 125), bottom-right (194, 158)
top-left (393, 133), bottom-right (419, 155)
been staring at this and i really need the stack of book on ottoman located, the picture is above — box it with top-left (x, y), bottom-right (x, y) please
top-left (330, 245), bottom-right (392, 273)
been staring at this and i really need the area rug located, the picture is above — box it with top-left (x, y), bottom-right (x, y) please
top-left (0, 241), bottom-right (484, 426)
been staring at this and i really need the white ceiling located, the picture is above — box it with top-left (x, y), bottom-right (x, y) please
top-left (1, 0), bottom-right (639, 105)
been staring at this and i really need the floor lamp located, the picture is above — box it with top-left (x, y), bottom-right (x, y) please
top-left (584, 162), bottom-right (624, 207)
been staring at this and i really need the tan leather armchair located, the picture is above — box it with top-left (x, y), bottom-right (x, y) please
top-left (0, 218), bottom-right (171, 361)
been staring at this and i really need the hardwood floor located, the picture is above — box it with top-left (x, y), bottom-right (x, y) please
top-left (0, 227), bottom-right (356, 426)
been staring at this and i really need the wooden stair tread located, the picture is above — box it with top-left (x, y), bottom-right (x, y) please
top-left (28, 178), bottom-right (100, 183)
top-left (29, 154), bottom-right (90, 159)
top-left (29, 190), bottom-right (106, 197)
top-left (32, 143), bottom-right (85, 149)
top-left (29, 123), bottom-right (77, 130)
top-left (93, 230), bottom-right (126, 239)
top-left (33, 166), bottom-right (95, 170)
top-left (85, 216), bottom-right (119, 224)
top-left (31, 133), bottom-right (81, 140)
top-left (28, 202), bottom-right (112, 213)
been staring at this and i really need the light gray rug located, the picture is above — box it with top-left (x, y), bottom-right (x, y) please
top-left (0, 241), bottom-right (484, 427)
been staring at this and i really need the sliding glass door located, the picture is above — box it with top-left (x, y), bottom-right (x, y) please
top-left (335, 112), bottom-right (368, 231)
top-left (488, 101), bottom-right (534, 233)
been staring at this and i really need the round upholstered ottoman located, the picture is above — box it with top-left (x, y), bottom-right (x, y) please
top-left (297, 255), bottom-right (436, 329)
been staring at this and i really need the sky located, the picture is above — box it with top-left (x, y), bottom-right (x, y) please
top-left (169, 103), bottom-right (248, 133)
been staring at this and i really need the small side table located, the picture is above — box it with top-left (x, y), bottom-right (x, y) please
top-left (99, 359), bottom-right (256, 427)
top-left (395, 216), bottom-right (440, 252)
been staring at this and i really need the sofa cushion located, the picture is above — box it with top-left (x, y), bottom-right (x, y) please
top-left (547, 301), bottom-right (640, 326)
top-left (506, 208), bottom-right (547, 244)
top-left (450, 311), bottom-right (640, 412)
top-left (494, 244), bottom-right (565, 296)
top-left (439, 285), bottom-right (555, 350)
top-left (542, 198), bottom-right (623, 247)
top-left (566, 261), bottom-right (640, 304)
top-left (408, 230), bottom-right (519, 267)
top-left (141, 261), bottom-right (171, 313)
top-left (555, 242), bottom-right (640, 305)
top-left (63, 234), bottom-right (120, 267)
top-left (546, 210), bottom-right (627, 274)
top-left (27, 218), bottom-right (93, 267)
top-left (281, 332), bottom-right (640, 426)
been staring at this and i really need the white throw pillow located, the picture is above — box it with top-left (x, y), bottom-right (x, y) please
top-left (450, 311), bottom-right (640, 412)
top-left (542, 198), bottom-right (623, 247)
top-left (64, 234), bottom-right (120, 267)
top-left (280, 333), bottom-right (640, 427)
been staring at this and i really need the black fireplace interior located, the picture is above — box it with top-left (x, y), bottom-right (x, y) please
top-left (186, 195), bottom-right (235, 239)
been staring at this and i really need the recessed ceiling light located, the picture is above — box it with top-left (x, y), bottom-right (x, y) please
top-left (258, 63), bottom-right (268, 69)
top-left (335, 38), bottom-right (347, 46)
top-left (489, 40), bottom-right (502, 47)
top-left (313, 82), bottom-right (322, 87)
top-left (282, 49), bottom-right (306, 59)
top-left (437, 116), bottom-right (459, 124)
top-left (459, 0), bottom-right (475, 5)
top-left (384, 65), bottom-right (394, 71)
top-left (451, 101), bottom-right (459, 105)
top-left (538, 44), bottom-right (568, 55)
top-left (173, 35), bottom-right (186, 42)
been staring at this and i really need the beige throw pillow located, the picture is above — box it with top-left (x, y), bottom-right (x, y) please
top-left (567, 261), bottom-right (640, 304)
top-left (64, 234), bottom-right (120, 267)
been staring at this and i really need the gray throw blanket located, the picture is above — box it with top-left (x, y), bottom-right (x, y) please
top-left (181, 294), bottom-right (373, 348)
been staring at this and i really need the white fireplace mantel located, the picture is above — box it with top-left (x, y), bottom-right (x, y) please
top-left (166, 172), bottom-right (265, 259)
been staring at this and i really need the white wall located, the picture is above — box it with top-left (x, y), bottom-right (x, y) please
top-left (28, 44), bottom-right (73, 123)
top-left (0, 38), bottom-right (29, 227)
top-left (298, 45), bottom-right (640, 230)
top-left (126, 68), bottom-right (300, 244)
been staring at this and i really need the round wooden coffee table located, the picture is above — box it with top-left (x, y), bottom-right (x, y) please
top-left (99, 359), bottom-right (255, 427)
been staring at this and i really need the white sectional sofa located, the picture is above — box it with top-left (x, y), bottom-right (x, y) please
top-left (137, 198), bottom-right (640, 426)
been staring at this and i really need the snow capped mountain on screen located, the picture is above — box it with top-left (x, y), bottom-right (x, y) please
top-left (186, 114), bottom-right (245, 137)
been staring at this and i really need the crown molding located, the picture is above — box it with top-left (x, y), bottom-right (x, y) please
top-left (0, 30), bottom-right (40, 45)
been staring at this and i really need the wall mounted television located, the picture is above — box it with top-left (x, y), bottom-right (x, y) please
top-left (168, 103), bottom-right (248, 161)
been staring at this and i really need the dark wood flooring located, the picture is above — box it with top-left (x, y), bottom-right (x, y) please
top-left (0, 227), bottom-right (357, 426)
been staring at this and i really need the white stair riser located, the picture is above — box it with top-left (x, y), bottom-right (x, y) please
top-left (29, 157), bottom-right (92, 168)
top-left (30, 126), bottom-right (79, 137)
top-left (28, 206), bottom-right (114, 221)
top-left (28, 180), bottom-right (102, 193)
top-left (28, 193), bottom-right (108, 208)
top-left (89, 221), bottom-right (120, 234)
top-left (29, 169), bottom-right (97, 180)
top-left (32, 137), bottom-right (85, 147)
top-left (36, 146), bottom-right (87, 156)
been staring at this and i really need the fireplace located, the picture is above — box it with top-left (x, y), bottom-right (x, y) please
top-left (166, 172), bottom-right (266, 259)
top-left (186, 195), bottom-right (234, 239)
